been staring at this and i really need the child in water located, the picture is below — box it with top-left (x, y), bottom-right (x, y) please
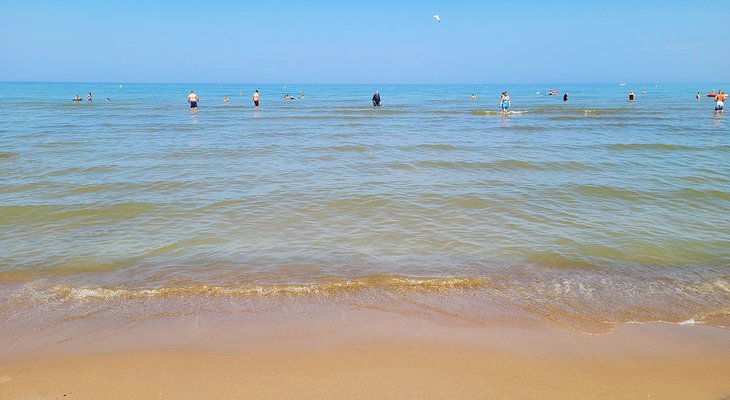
top-left (500, 92), bottom-right (510, 115)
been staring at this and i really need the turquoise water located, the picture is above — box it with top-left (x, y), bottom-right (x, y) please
top-left (1, 82), bottom-right (729, 332)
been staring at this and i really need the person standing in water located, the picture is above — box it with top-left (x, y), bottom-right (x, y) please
top-left (188, 90), bottom-right (199, 110)
top-left (715, 90), bottom-right (726, 114)
top-left (472, 93), bottom-right (477, 101)
top-left (87, 92), bottom-right (93, 102)
top-left (563, 92), bottom-right (568, 102)
top-left (696, 92), bottom-right (701, 100)
top-left (500, 91), bottom-right (510, 115)
top-left (253, 90), bottom-right (260, 109)
top-left (372, 91), bottom-right (381, 107)
top-left (628, 90), bottom-right (635, 102)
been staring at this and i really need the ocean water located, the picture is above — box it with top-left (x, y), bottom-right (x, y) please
top-left (1, 82), bottom-right (729, 335)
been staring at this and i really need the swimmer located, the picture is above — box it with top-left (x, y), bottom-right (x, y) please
top-left (87, 92), bottom-right (93, 102)
top-left (642, 90), bottom-right (647, 95)
top-left (300, 92), bottom-right (305, 100)
top-left (105, 98), bottom-right (111, 102)
top-left (253, 90), bottom-right (260, 108)
top-left (628, 90), bottom-right (635, 102)
top-left (72, 95), bottom-right (82, 102)
top-left (563, 92), bottom-right (568, 102)
top-left (223, 97), bottom-right (229, 103)
top-left (372, 91), bottom-right (381, 107)
top-left (500, 91), bottom-right (510, 115)
top-left (472, 93), bottom-right (476, 101)
top-left (715, 90), bottom-right (726, 114)
top-left (239, 90), bottom-right (243, 96)
top-left (696, 92), bottom-right (701, 100)
top-left (188, 90), bottom-right (199, 110)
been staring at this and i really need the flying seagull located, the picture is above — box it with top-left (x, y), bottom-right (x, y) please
top-left (433, 14), bottom-right (441, 23)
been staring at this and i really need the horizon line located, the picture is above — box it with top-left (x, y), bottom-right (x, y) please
top-left (1, 80), bottom-right (725, 86)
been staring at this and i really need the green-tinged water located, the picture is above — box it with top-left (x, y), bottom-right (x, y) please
top-left (1, 82), bottom-right (729, 334)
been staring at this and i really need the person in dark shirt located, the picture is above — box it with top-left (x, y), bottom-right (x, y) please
top-left (372, 91), bottom-right (381, 107)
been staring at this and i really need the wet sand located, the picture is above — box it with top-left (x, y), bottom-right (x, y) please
top-left (1, 304), bottom-right (729, 399)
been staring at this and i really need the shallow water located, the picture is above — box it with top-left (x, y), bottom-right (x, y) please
top-left (1, 82), bottom-right (729, 333)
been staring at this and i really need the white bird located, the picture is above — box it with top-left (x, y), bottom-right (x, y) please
top-left (433, 14), bottom-right (441, 23)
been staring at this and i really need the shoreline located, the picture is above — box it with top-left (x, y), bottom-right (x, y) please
top-left (2, 301), bottom-right (730, 399)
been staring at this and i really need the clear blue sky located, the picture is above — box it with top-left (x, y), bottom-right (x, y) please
top-left (1, 0), bottom-right (726, 83)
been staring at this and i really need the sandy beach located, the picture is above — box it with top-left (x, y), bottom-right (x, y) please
top-left (2, 302), bottom-right (730, 400)
top-left (3, 0), bottom-right (730, 397)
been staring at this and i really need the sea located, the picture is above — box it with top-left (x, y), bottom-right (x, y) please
top-left (1, 82), bottom-right (728, 336)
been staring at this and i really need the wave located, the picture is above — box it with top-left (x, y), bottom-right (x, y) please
top-left (278, 115), bottom-right (341, 121)
top-left (47, 276), bottom-right (486, 300)
top-left (673, 188), bottom-right (730, 201)
top-left (569, 184), bottom-right (655, 201)
top-left (35, 141), bottom-right (89, 149)
top-left (328, 108), bottom-right (410, 116)
top-left (401, 144), bottom-right (468, 152)
top-left (497, 125), bottom-right (546, 131)
top-left (0, 152), bottom-right (19, 161)
top-left (315, 144), bottom-right (372, 153)
top-left (607, 143), bottom-right (701, 151)
top-left (385, 162), bottom-right (415, 170)
top-left (471, 110), bottom-right (528, 116)
top-left (2, 270), bottom-right (726, 335)
top-left (0, 202), bottom-right (160, 225)
top-left (62, 181), bottom-right (202, 196)
top-left (46, 166), bottom-right (119, 177)
top-left (566, 186), bottom-right (730, 202)
top-left (416, 160), bottom-right (600, 172)
top-left (530, 106), bottom-right (635, 115)
top-left (428, 110), bottom-right (469, 115)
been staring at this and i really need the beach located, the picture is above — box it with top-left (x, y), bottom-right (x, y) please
top-left (1, 82), bottom-right (729, 398)
top-left (2, 301), bottom-right (730, 399)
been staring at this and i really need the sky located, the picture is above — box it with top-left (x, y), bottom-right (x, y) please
top-left (1, 0), bottom-right (727, 84)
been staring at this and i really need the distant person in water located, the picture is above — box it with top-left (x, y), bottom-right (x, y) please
top-left (472, 93), bottom-right (476, 101)
top-left (628, 90), bottom-right (635, 102)
top-left (72, 95), bottom-right (82, 102)
top-left (563, 92), bottom-right (568, 102)
top-left (188, 90), bottom-right (199, 110)
top-left (642, 90), bottom-right (647, 95)
top-left (372, 91), bottom-right (381, 107)
top-left (500, 91), bottom-right (510, 115)
top-left (87, 92), bottom-right (93, 102)
top-left (300, 92), bottom-right (305, 100)
top-left (715, 90), bottom-right (726, 114)
top-left (696, 92), bottom-right (701, 100)
top-left (223, 97), bottom-right (229, 103)
top-left (253, 90), bottom-right (260, 108)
